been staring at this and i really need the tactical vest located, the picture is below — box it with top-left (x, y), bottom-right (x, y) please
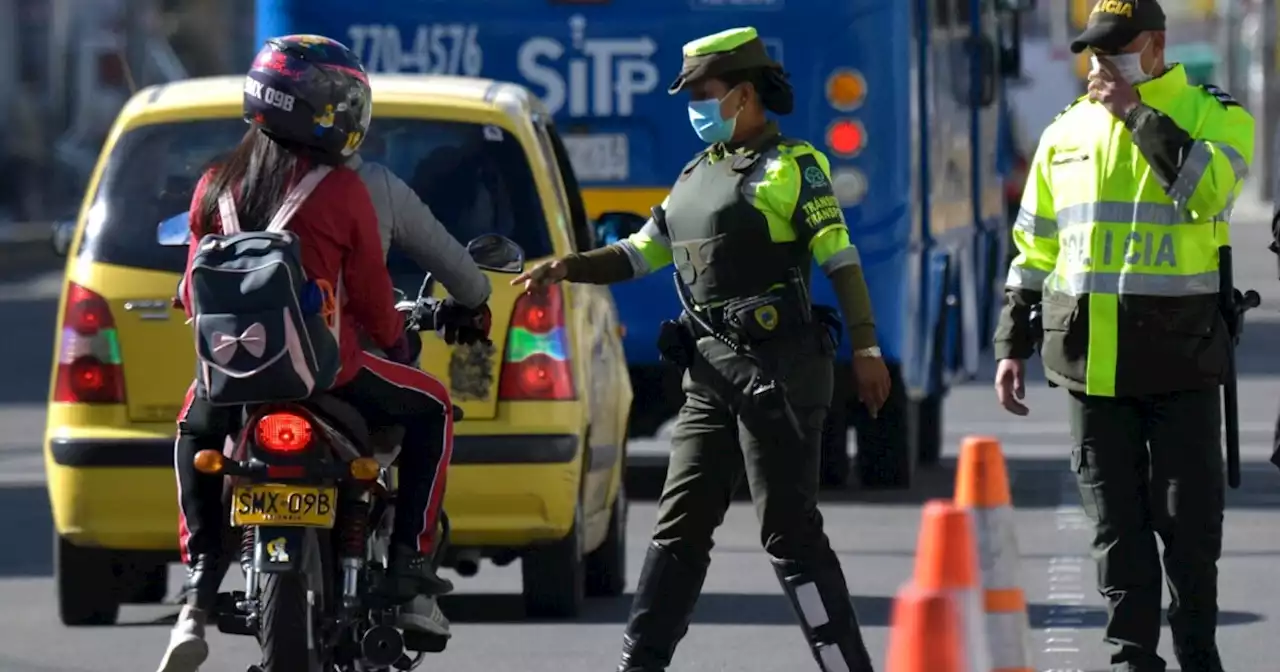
top-left (664, 137), bottom-right (810, 306)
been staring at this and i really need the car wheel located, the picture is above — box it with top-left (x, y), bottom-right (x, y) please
top-left (123, 559), bottom-right (169, 604)
top-left (521, 500), bottom-right (585, 619)
top-left (57, 535), bottom-right (121, 626)
top-left (585, 486), bottom-right (627, 597)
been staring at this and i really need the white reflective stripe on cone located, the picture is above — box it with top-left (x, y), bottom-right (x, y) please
top-left (971, 506), bottom-right (1021, 588)
top-left (955, 587), bottom-right (993, 672)
top-left (986, 610), bottom-right (1034, 671)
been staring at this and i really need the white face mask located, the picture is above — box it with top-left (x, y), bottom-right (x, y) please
top-left (1091, 37), bottom-right (1154, 84)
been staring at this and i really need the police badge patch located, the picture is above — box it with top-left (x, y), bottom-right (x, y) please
top-left (753, 305), bottom-right (779, 331)
top-left (803, 165), bottom-right (829, 188)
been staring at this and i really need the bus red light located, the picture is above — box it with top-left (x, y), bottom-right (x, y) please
top-left (826, 120), bottom-right (866, 158)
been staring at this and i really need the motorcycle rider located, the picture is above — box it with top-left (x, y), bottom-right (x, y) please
top-left (156, 34), bottom-right (489, 672)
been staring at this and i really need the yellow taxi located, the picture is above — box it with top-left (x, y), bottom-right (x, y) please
top-left (45, 74), bottom-right (632, 625)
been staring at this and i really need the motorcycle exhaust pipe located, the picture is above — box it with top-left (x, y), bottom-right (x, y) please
top-left (361, 625), bottom-right (405, 668)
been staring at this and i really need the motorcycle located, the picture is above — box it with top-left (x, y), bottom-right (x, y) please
top-left (184, 233), bottom-right (526, 672)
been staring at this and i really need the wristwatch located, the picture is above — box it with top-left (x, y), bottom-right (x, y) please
top-left (854, 346), bottom-right (882, 358)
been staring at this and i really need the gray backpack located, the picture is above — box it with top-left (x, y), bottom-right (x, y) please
top-left (188, 167), bottom-right (342, 405)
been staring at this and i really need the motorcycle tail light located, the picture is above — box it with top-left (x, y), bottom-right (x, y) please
top-left (256, 412), bottom-right (313, 452)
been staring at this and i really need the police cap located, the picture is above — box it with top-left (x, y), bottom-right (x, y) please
top-left (668, 27), bottom-right (780, 94)
top-left (1070, 0), bottom-right (1166, 54)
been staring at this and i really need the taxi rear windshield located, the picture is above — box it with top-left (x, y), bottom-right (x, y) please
top-left (78, 117), bottom-right (554, 274)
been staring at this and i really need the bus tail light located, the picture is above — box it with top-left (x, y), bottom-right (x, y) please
top-left (831, 169), bottom-right (869, 208)
top-left (826, 120), bottom-right (866, 158)
top-left (825, 69), bottom-right (867, 111)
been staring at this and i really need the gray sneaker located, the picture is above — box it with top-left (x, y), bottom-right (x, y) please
top-left (398, 595), bottom-right (451, 638)
top-left (155, 605), bottom-right (210, 672)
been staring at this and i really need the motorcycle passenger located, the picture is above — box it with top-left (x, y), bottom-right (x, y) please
top-left (157, 35), bottom-right (484, 672)
top-left (348, 140), bottom-right (492, 312)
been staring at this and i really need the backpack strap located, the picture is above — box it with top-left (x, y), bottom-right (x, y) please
top-left (217, 191), bottom-right (241, 235)
top-left (266, 166), bottom-right (334, 233)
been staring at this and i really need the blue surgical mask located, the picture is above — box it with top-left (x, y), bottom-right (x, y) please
top-left (687, 88), bottom-right (742, 144)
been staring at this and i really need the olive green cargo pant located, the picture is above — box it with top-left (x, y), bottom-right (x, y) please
top-left (1069, 388), bottom-right (1225, 672)
top-left (618, 327), bottom-right (873, 672)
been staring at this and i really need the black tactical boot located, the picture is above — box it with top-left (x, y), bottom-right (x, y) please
top-left (771, 559), bottom-right (875, 672)
top-left (381, 543), bottom-right (454, 603)
top-left (616, 543), bottom-right (708, 672)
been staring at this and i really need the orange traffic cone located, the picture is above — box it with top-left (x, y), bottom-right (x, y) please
top-left (886, 583), bottom-right (966, 672)
top-left (913, 500), bottom-right (992, 672)
top-left (955, 435), bottom-right (1034, 672)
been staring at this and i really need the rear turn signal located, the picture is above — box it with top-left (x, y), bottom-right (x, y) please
top-left (350, 457), bottom-right (380, 481)
top-left (826, 119), bottom-right (866, 158)
top-left (500, 284), bottom-right (575, 401)
top-left (53, 282), bottom-right (126, 404)
top-left (193, 449), bottom-right (224, 474)
top-left (256, 412), bottom-right (313, 452)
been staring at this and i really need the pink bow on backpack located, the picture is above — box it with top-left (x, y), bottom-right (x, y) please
top-left (210, 323), bottom-right (268, 365)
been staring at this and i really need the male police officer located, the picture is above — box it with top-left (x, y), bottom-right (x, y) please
top-left (994, 1), bottom-right (1252, 670)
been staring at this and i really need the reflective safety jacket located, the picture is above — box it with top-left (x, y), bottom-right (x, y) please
top-left (994, 64), bottom-right (1254, 397)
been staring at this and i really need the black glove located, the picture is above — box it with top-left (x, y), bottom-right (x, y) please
top-left (433, 299), bottom-right (493, 346)
top-left (383, 332), bottom-right (421, 366)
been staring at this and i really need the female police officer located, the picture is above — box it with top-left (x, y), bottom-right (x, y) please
top-left (512, 27), bottom-right (888, 672)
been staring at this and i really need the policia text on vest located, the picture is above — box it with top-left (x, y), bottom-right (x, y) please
top-left (509, 26), bottom-right (885, 672)
top-left (995, 4), bottom-right (1254, 666)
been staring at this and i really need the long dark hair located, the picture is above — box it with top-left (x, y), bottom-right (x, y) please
top-left (196, 127), bottom-right (340, 235)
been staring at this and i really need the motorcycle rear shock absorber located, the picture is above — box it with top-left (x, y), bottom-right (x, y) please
top-left (339, 495), bottom-right (371, 608)
top-left (238, 527), bottom-right (261, 621)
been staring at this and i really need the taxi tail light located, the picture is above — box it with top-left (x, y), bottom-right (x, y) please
top-left (53, 282), bottom-right (126, 404)
top-left (500, 285), bottom-right (575, 401)
top-left (255, 412), bottom-right (314, 453)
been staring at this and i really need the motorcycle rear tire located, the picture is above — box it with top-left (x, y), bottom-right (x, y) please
top-left (257, 573), bottom-right (323, 672)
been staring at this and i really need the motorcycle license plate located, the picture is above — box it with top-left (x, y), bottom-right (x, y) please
top-left (231, 484), bottom-right (337, 528)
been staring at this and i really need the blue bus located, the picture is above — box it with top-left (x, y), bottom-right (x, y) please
top-left (256, 0), bottom-right (1031, 488)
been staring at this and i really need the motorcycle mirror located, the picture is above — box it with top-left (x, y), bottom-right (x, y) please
top-left (465, 234), bottom-right (525, 273)
top-left (156, 212), bottom-right (192, 246)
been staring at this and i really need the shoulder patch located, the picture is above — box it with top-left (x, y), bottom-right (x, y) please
top-left (1201, 84), bottom-right (1240, 108)
top-left (1053, 96), bottom-right (1087, 121)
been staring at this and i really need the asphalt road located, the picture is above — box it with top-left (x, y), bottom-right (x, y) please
top-left (2, 209), bottom-right (1280, 671)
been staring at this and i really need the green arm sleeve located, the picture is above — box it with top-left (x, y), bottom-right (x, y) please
top-left (755, 145), bottom-right (876, 348)
top-left (1125, 93), bottom-right (1253, 222)
top-left (994, 127), bottom-right (1059, 361)
top-left (559, 202), bottom-right (675, 285)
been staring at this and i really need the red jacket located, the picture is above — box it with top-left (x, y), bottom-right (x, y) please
top-left (183, 165), bottom-right (403, 387)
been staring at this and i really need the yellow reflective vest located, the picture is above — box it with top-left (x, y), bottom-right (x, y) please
top-left (995, 64), bottom-right (1254, 397)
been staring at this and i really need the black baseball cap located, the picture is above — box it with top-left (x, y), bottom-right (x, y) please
top-left (1070, 0), bottom-right (1166, 54)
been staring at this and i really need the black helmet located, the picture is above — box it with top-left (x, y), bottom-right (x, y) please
top-left (244, 34), bottom-right (373, 158)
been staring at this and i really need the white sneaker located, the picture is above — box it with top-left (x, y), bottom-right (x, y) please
top-left (155, 605), bottom-right (210, 672)
top-left (398, 595), bottom-right (451, 638)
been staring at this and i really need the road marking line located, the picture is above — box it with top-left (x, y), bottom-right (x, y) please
top-left (1038, 469), bottom-right (1090, 672)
